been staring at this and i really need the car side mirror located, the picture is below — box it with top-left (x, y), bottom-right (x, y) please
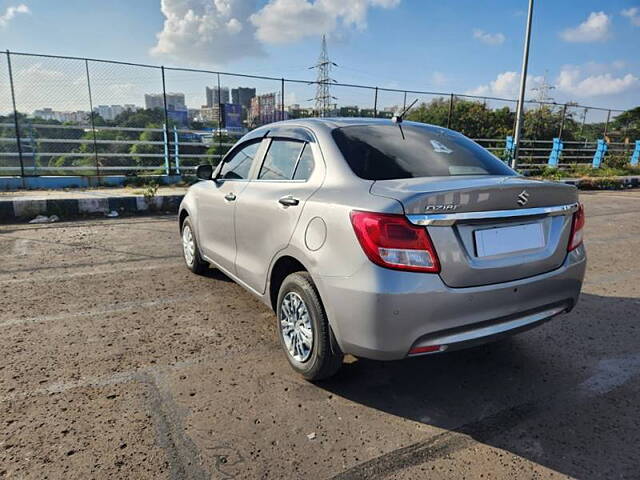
top-left (196, 164), bottom-right (213, 181)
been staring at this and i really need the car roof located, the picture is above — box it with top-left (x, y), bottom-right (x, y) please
top-left (247, 117), bottom-right (448, 138)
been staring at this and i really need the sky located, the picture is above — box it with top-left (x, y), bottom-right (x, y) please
top-left (1, 0), bottom-right (639, 119)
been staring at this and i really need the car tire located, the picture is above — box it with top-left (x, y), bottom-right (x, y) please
top-left (181, 217), bottom-right (207, 275)
top-left (276, 272), bottom-right (343, 381)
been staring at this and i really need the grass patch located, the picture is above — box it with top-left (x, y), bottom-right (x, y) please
top-left (527, 163), bottom-right (640, 180)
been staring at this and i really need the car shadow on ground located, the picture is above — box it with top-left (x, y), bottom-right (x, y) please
top-left (202, 266), bottom-right (234, 282)
top-left (321, 293), bottom-right (640, 479)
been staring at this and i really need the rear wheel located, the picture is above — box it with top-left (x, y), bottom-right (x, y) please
top-left (276, 272), bottom-right (343, 381)
top-left (181, 217), bottom-right (207, 274)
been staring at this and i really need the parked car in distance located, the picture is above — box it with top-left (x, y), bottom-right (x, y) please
top-left (179, 118), bottom-right (586, 380)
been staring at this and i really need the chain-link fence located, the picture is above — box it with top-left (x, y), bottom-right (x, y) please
top-left (1, 50), bottom-right (636, 178)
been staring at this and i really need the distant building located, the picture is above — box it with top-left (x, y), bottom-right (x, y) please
top-left (144, 93), bottom-right (185, 111)
top-left (144, 94), bottom-right (164, 110)
top-left (249, 93), bottom-right (286, 126)
top-left (197, 106), bottom-right (221, 124)
top-left (287, 105), bottom-right (314, 119)
top-left (205, 86), bottom-right (229, 107)
top-left (96, 105), bottom-right (113, 120)
top-left (231, 87), bottom-right (256, 121)
top-left (339, 106), bottom-right (359, 117)
top-left (32, 108), bottom-right (89, 124)
top-left (110, 105), bottom-right (125, 118)
top-left (93, 104), bottom-right (138, 121)
top-left (144, 93), bottom-right (187, 125)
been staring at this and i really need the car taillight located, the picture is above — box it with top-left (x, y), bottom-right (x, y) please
top-left (568, 203), bottom-right (585, 251)
top-left (350, 211), bottom-right (440, 273)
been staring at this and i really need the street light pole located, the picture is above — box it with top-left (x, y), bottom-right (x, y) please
top-left (512, 0), bottom-right (534, 170)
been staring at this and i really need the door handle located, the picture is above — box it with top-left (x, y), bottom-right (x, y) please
top-left (224, 192), bottom-right (236, 202)
top-left (278, 195), bottom-right (299, 207)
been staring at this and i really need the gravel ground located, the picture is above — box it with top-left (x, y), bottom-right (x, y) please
top-left (1, 190), bottom-right (639, 479)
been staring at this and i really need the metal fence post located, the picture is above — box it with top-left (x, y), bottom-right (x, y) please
top-left (173, 126), bottom-right (180, 174)
top-left (161, 66), bottom-right (173, 175)
top-left (6, 50), bottom-right (25, 178)
top-left (85, 59), bottom-right (100, 178)
top-left (558, 104), bottom-right (567, 139)
top-left (373, 87), bottom-right (378, 117)
top-left (281, 78), bottom-right (285, 121)
top-left (217, 73), bottom-right (222, 157)
top-left (579, 107), bottom-right (588, 141)
top-left (603, 109), bottom-right (611, 138)
top-left (446, 93), bottom-right (454, 129)
top-left (162, 124), bottom-right (169, 175)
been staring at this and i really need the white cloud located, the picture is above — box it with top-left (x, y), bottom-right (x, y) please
top-left (151, 0), bottom-right (265, 65)
top-left (561, 11), bottom-right (611, 42)
top-left (466, 71), bottom-right (543, 99)
top-left (556, 64), bottom-right (639, 97)
top-left (621, 7), bottom-right (640, 26)
top-left (472, 29), bottom-right (505, 45)
top-left (430, 71), bottom-right (448, 87)
top-left (151, 0), bottom-right (400, 64)
top-left (250, 0), bottom-right (400, 45)
top-left (467, 65), bottom-right (639, 101)
top-left (0, 4), bottom-right (30, 27)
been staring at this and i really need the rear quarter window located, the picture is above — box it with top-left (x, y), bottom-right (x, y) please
top-left (331, 124), bottom-right (515, 180)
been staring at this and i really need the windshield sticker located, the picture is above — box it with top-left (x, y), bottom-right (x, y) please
top-left (430, 139), bottom-right (453, 154)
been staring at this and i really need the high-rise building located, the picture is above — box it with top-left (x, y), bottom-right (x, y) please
top-left (97, 105), bottom-right (113, 120)
top-left (144, 94), bottom-right (164, 110)
top-left (231, 87), bottom-right (256, 110)
top-left (249, 93), bottom-right (286, 126)
top-left (110, 105), bottom-right (125, 119)
top-left (205, 86), bottom-right (229, 107)
top-left (144, 93), bottom-right (185, 111)
top-left (232, 87), bottom-right (256, 122)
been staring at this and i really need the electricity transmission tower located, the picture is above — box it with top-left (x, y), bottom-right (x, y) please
top-left (310, 35), bottom-right (337, 117)
top-left (531, 70), bottom-right (555, 107)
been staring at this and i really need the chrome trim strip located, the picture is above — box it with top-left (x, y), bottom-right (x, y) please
top-left (407, 203), bottom-right (578, 226)
top-left (412, 306), bottom-right (566, 352)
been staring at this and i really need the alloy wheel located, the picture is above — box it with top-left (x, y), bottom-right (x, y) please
top-left (280, 292), bottom-right (314, 362)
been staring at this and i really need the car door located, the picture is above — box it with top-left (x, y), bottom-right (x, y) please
top-left (196, 139), bottom-right (266, 274)
top-left (234, 134), bottom-right (323, 293)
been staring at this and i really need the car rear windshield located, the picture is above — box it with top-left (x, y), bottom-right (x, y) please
top-left (331, 124), bottom-right (515, 180)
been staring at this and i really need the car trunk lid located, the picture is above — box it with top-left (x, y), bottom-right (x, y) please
top-left (370, 176), bottom-right (579, 287)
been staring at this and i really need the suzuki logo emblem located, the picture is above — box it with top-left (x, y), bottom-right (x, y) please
top-left (517, 190), bottom-right (530, 206)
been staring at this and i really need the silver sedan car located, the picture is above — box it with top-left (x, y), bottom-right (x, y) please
top-left (179, 118), bottom-right (586, 380)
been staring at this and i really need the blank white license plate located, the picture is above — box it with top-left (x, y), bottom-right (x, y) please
top-left (475, 223), bottom-right (545, 257)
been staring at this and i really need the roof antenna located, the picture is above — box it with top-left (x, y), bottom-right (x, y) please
top-left (392, 98), bottom-right (419, 124)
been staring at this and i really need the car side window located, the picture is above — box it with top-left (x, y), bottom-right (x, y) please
top-left (219, 141), bottom-right (260, 180)
top-left (293, 143), bottom-right (315, 181)
top-left (258, 140), bottom-right (304, 181)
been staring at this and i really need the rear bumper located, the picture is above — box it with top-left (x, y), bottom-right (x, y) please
top-left (316, 245), bottom-right (586, 361)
